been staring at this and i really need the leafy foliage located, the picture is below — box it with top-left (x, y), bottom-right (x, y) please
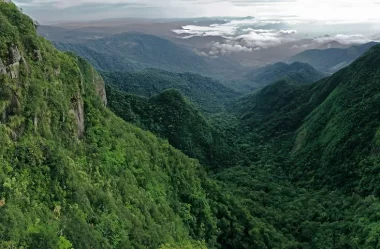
top-left (0, 3), bottom-right (219, 248)
top-left (106, 86), bottom-right (216, 165)
top-left (2, 2), bottom-right (380, 249)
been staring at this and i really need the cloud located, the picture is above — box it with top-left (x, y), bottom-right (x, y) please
top-left (289, 34), bottom-right (380, 51)
top-left (173, 17), bottom-right (299, 55)
top-left (210, 42), bottom-right (253, 55)
top-left (313, 34), bottom-right (375, 45)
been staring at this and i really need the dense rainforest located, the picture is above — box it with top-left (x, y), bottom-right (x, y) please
top-left (1, 2), bottom-right (380, 249)
top-left (102, 69), bottom-right (240, 114)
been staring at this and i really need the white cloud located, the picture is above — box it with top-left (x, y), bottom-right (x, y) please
top-left (210, 42), bottom-right (253, 55)
top-left (172, 14), bottom-right (380, 55)
top-left (172, 24), bottom-right (237, 38)
top-left (313, 34), bottom-right (375, 45)
top-left (173, 18), bottom-right (299, 55)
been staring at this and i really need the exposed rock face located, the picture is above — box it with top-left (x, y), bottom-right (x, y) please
top-left (70, 94), bottom-right (85, 138)
top-left (92, 68), bottom-right (107, 106)
top-left (5, 45), bottom-right (23, 79)
top-left (9, 45), bottom-right (21, 64)
top-left (8, 62), bottom-right (19, 79)
top-left (0, 59), bottom-right (6, 75)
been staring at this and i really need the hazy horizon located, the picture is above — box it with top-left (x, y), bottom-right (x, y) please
top-left (14, 0), bottom-right (380, 25)
top-left (16, 0), bottom-right (380, 58)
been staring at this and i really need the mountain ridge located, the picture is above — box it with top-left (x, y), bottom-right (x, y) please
top-left (3, 2), bottom-right (380, 249)
top-left (102, 68), bottom-right (240, 114)
top-left (286, 41), bottom-right (379, 73)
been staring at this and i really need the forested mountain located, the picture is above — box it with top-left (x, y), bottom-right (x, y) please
top-left (53, 42), bottom-right (136, 72)
top-left (231, 45), bottom-right (380, 192)
top-left (0, 4), bottom-right (218, 248)
top-left (290, 47), bottom-right (380, 190)
top-left (102, 69), bottom-right (240, 114)
top-left (241, 62), bottom-right (327, 91)
top-left (243, 62), bottom-right (326, 90)
top-left (106, 87), bottom-right (216, 165)
top-left (53, 32), bottom-right (209, 73)
top-left (3, 2), bottom-right (380, 249)
top-left (286, 42), bottom-right (378, 73)
top-left (50, 32), bottom-right (251, 93)
top-left (218, 45), bottom-right (380, 247)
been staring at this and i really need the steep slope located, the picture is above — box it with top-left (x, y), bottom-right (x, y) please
top-left (231, 45), bottom-right (380, 192)
top-left (102, 69), bottom-right (240, 114)
top-left (217, 45), bottom-right (380, 248)
top-left (1, 4), bottom-right (305, 249)
top-left (54, 32), bottom-right (209, 73)
top-left (0, 3), bottom-right (218, 248)
top-left (291, 45), bottom-right (380, 190)
top-left (5, 3), bottom-right (380, 249)
top-left (106, 87), bottom-right (215, 165)
top-left (230, 79), bottom-right (314, 137)
top-left (287, 42), bottom-right (378, 73)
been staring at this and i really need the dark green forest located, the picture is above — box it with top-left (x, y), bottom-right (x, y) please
top-left (102, 69), bottom-right (240, 114)
top-left (1, 2), bottom-right (380, 249)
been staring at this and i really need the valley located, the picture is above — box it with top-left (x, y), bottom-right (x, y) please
top-left (1, 1), bottom-right (380, 249)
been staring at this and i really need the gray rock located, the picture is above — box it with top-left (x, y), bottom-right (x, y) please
top-left (0, 59), bottom-right (6, 75)
top-left (70, 94), bottom-right (85, 138)
top-left (91, 68), bottom-right (107, 106)
top-left (8, 62), bottom-right (19, 79)
top-left (9, 45), bottom-right (21, 64)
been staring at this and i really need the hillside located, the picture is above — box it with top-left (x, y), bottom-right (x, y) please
top-left (244, 62), bottom-right (326, 89)
top-left (102, 69), bottom-right (240, 114)
top-left (286, 42), bottom-right (378, 73)
top-left (219, 45), bottom-right (380, 248)
top-left (290, 45), bottom-right (380, 190)
top-left (231, 45), bottom-right (380, 192)
top-left (106, 87), bottom-right (216, 165)
top-left (0, 4), bottom-right (310, 249)
top-left (4, 2), bottom-right (380, 249)
top-left (0, 3), bottom-right (218, 248)
top-left (230, 79), bottom-right (314, 136)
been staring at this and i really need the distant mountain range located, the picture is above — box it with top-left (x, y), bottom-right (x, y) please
top-left (244, 62), bottom-right (326, 90)
top-left (54, 32), bottom-right (209, 73)
top-left (53, 32), bottom-right (249, 88)
top-left (40, 23), bottom-right (376, 94)
top-left (286, 42), bottom-right (379, 73)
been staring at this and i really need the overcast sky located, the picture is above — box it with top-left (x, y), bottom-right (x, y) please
top-left (14, 0), bottom-right (380, 24)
